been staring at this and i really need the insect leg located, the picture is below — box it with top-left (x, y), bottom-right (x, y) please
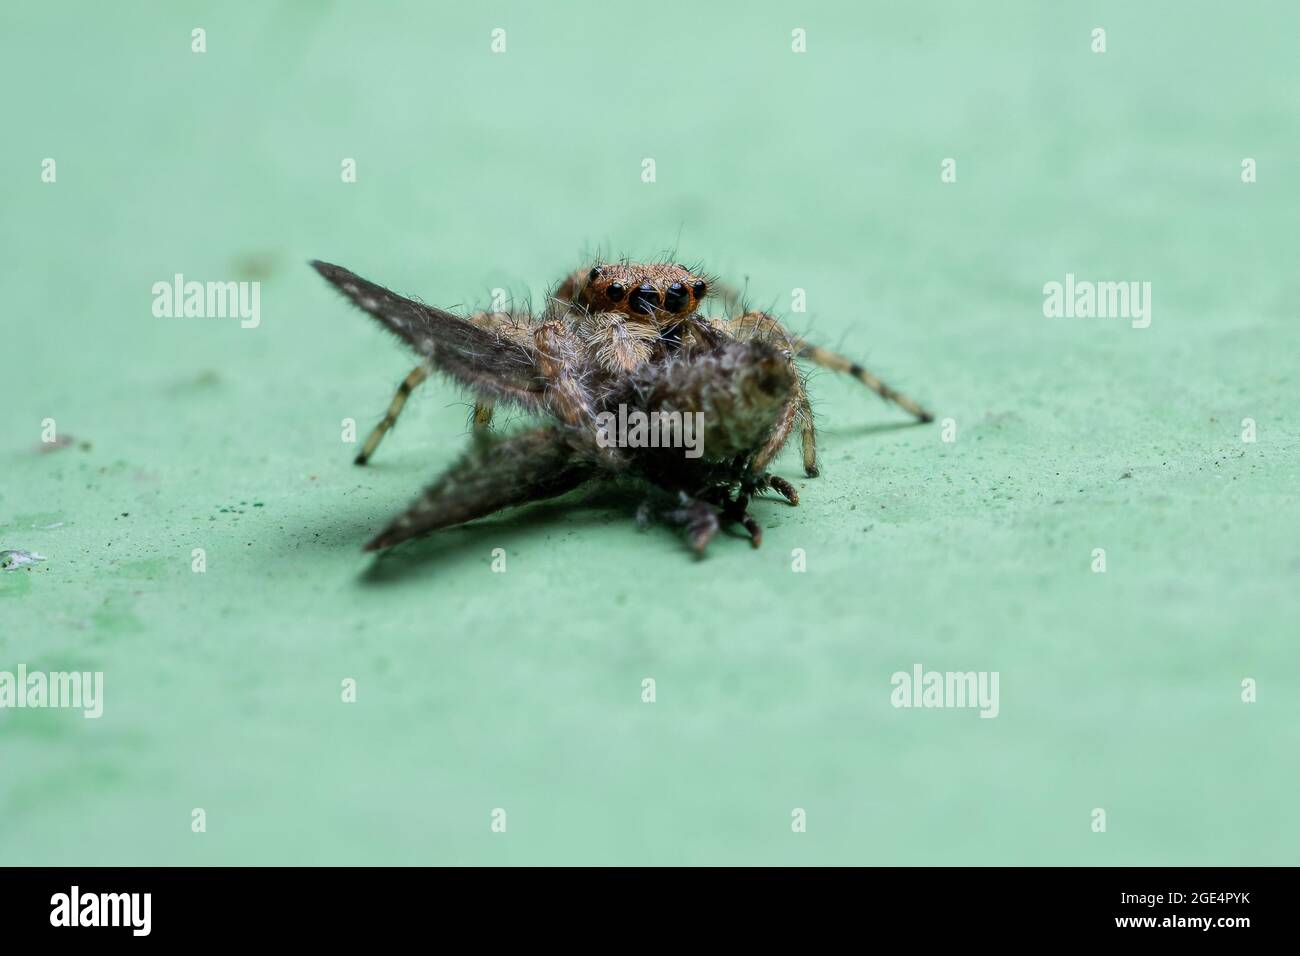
top-left (663, 494), bottom-right (722, 555)
top-left (721, 493), bottom-right (764, 548)
top-left (765, 474), bottom-right (800, 505)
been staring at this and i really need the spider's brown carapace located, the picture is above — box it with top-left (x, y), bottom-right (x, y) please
top-left (312, 259), bottom-right (932, 554)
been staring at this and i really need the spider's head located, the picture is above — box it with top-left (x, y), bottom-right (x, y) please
top-left (581, 263), bottom-right (709, 323)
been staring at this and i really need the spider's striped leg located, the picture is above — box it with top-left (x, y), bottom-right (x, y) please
top-left (797, 339), bottom-right (933, 422)
top-left (314, 262), bottom-right (548, 458)
top-left (353, 309), bottom-right (524, 466)
top-left (355, 362), bottom-right (429, 465)
top-left (715, 310), bottom-right (934, 422)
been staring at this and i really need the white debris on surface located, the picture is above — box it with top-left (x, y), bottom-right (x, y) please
top-left (0, 549), bottom-right (46, 570)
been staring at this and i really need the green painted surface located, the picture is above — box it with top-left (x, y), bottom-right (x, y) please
top-left (1, 1), bottom-right (1296, 865)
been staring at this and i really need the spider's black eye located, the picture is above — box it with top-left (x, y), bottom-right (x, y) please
top-left (692, 280), bottom-right (707, 298)
top-left (588, 267), bottom-right (602, 282)
top-left (664, 282), bottom-right (689, 312)
top-left (629, 283), bottom-right (662, 315)
top-left (606, 282), bottom-right (626, 302)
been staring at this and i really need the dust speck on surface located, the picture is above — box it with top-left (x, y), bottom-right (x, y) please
top-left (233, 252), bottom-right (276, 280)
top-left (0, 549), bottom-right (46, 570)
top-left (34, 435), bottom-right (91, 454)
top-left (163, 369), bottom-right (222, 395)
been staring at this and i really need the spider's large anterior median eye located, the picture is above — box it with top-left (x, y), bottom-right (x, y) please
top-left (664, 282), bottom-right (689, 312)
top-left (606, 282), bottom-right (626, 302)
top-left (629, 283), bottom-right (661, 315)
top-left (692, 280), bottom-right (708, 298)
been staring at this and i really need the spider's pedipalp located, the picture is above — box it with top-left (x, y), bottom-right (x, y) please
top-left (579, 311), bottom-right (658, 374)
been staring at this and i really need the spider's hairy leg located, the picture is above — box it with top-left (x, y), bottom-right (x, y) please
top-left (548, 267), bottom-right (587, 314)
top-left (355, 362), bottom-right (430, 465)
top-left (710, 276), bottom-right (748, 317)
top-left (797, 390), bottom-right (818, 477)
top-left (751, 365), bottom-right (821, 478)
top-left (466, 309), bottom-right (539, 439)
top-left (695, 313), bottom-right (818, 478)
top-left (717, 310), bottom-right (934, 423)
top-left (364, 427), bottom-right (595, 552)
top-left (311, 261), bottom-right (545, 414)
top-left (533, 320), bottom-right (596, 430)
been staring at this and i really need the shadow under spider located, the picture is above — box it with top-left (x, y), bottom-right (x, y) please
top-left (348, 420), bottom-right (924, 582)
top-left (355, 478), bottom-right (797, 583)
top-left (357, 484), bottom-right (636, 585)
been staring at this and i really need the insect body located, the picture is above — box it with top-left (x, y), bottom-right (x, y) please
top-left (311, 259), bottom-right (932, 554)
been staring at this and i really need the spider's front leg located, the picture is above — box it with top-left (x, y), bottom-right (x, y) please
top-left (533, 320), bottom-right (596, 430)
top-left (750, 368), bottom-right (819, 478)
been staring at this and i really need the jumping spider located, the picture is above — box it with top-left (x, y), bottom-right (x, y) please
top-left (311, 259), bottom-right (933, 554)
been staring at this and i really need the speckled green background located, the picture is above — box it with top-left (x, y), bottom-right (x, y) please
top-left (2, 1), bottom-right (1296, 865)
